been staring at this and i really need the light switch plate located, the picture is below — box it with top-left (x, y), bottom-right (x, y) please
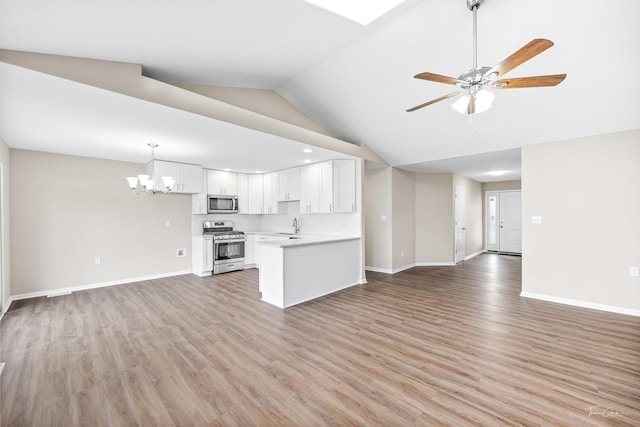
top-left (630, 266), bottom-right (639, 277)
top-left (531, 216), bottom-right (543, 224)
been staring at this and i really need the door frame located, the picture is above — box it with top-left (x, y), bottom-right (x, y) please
top-left (454, 185), bottom-right (466, 263)
top-left (485, 189), bottom-right (522, 254)
top-left (0, 163), bottom-right (5, 314)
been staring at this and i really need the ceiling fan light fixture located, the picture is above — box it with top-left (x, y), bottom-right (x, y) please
top-left (452, 89), bottom-right (494, 114)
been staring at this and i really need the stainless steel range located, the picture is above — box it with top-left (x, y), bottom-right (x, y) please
top-left (203, 221), bottom-right (245, 274)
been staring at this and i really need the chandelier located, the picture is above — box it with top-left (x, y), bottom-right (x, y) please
top-left (126, 143), bottom-right (175, 195)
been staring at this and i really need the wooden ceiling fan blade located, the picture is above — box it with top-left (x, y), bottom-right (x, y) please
top-left (493, 74), bottom-right (567, 89)
top-left (406, 92), bottom-right (459, 112)
top-left (414, 72), bottom-right (463, 86)
top-left (484, 39), bottom-right (554, 79)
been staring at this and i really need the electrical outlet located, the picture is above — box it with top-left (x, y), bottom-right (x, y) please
top-left (401, 250), bottom-right (404, 257)
top-left (381, 215), bottom-right (387, 222)
top-left (531, 216), bottom-right (543, 224)
top-left (165, 220), bottom-right (171, 227)
top-left (176, 248), bottom-right (186, 257)
top-left (94, 257), bottom-right (101, 265)
top-left (630, 266), bottom-right (639, 277)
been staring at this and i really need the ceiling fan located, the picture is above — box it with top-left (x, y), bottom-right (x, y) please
top-left (407, 0), bottom-right (566, 114)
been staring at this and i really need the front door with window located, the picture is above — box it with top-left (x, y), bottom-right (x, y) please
top-left (486, 190), bottom-right (522, 254)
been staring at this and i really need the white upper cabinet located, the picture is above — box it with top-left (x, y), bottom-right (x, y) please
top-left (332, 160), bottom-right (356, 213)
top-left (238, 173), bottom-right (264, 214)
top-left (277, 167), bottom-right (300, 201)
top-left (263, 172), bottom-right (279, 214)
top-left (300, 161), bottom-right (332, 213)
top-left (208, 170), bottom-right (238, 195)
top-left (237, 173), bottom-right (249, 214)
top-left (148, 160), bottom-right (202, 194)
top-left (300, 160), bottom-right (356, 214)
top-left (247, 174), bottom-right (264, 214)
top-left (192, 170), bottom-right (209, 214)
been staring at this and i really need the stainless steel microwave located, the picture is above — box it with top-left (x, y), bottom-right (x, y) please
top-left (207, 195), bottom-right (239, 214)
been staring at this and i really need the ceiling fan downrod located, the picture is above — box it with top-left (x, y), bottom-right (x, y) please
top-left (467, 0), bottom-right (484, 70)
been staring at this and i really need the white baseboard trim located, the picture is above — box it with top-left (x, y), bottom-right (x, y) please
top-left (520, 292), bottom-right (640, 317)
top-left (415, 262), bottom-right (456, 267)
top-left (465, 250), bottom-right (486, 261)
top-left (7, 270), bottom-right (192, 306)
top-left (365, 264), bottom-right (416, 275)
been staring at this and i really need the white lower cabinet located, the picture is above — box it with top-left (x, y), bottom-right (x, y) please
top-left (192, 235), bottom-right (213, 276)
top-left (251, 234), bottom-right (283, 269)
top-left (244, 234), bottom-right (256, 266)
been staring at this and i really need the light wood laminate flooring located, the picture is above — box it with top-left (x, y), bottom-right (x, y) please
top-left (1, 254), bottom-right (639, 426)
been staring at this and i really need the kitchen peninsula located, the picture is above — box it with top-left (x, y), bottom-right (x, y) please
top-left (259, 235), bottom-right (362, 308)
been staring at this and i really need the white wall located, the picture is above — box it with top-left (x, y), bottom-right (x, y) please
top-left (522, 129), bottom-right (640, 313)
top-left (10, 150), bottom-right (192, 297)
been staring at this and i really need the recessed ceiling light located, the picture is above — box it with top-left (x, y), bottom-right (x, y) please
top-left (224, 168), bottom-right (230, 172)
top-left (303, 148), bottom-right (313, 153)
top-left (302, 0), bottom-right (405, 25)
top-left (304, 159), bottom-right (312, 163)
top-left (255, 170), bottom-right (261, 174)
top-left (488, 170), bottom-right (508, 176)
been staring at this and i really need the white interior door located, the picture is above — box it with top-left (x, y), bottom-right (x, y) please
top-left (498, 191), bottom-right (522, 254)
top-left (454, 186), bottom-right (466, 263)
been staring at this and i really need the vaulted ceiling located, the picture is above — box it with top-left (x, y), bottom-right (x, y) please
top-left (1, 0), bottom-right (639, 181)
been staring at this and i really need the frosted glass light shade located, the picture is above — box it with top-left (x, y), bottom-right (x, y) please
top-left (452, 89), bottom-right (495, 114)
top-left (162, 176), bottom-right (175, 190)
top-left (137, 174), bottom-right (150, 187)
top-left (126, 176), bottom-right (138, 189)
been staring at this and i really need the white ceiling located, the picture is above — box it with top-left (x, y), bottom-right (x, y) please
top-left (1, 0), bottom-right (639, 181)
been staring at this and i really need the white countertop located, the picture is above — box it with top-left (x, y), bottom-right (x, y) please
top-left (246, 232), bottom-right (360, 248)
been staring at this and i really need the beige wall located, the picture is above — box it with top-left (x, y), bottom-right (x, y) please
top-left (392, 168), bottom-right (415, 270)
top-left (454, 174), bottom-right (483, 257)
top-left (482, 180), bottom-right (521, 192)
top-left (415, 173), bottom-right (454, 263)
top-left (364, 167), bottom-right (392, 270)
top-left (10, 150), bottom-right (192, 296)
top-left (175, 84), bottom-right (333, 137)
top-left (522, 129), bottom-right (640, 311)
top-left (0, 137), bottom-right (10, 312)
